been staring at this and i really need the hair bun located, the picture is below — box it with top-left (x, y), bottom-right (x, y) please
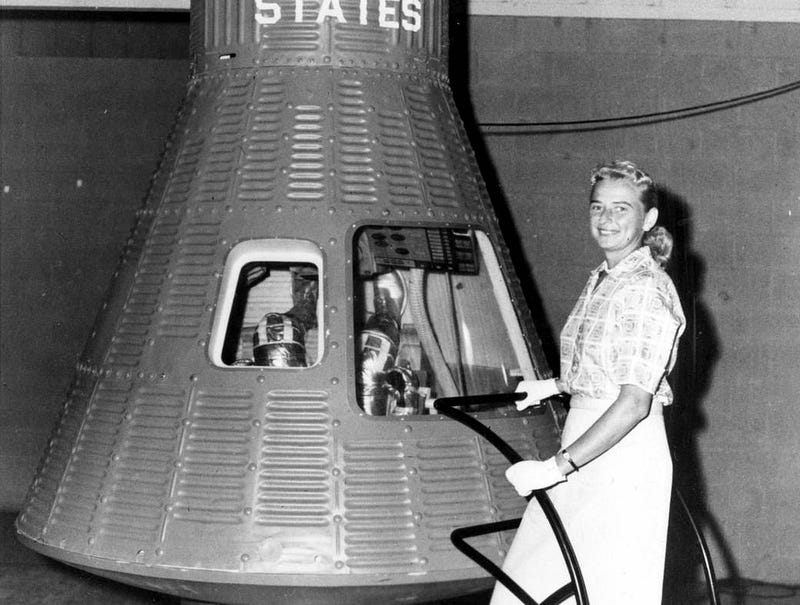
top-left (643, 225), bottom-right (673, 267)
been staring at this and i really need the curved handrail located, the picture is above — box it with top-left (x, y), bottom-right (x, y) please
top-left (674, 489), bottom-right (720, 605)
top-left (434, 392), bottom-right (720, 605)
top-left (434, 394), bottom-right (589, 605)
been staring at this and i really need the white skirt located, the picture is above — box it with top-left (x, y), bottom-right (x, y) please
top-left (490, 399), bottom-right (673, 605)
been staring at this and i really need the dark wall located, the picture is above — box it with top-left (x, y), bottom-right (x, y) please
top-left (0, 11), bottom-right (189, 509)
top-left (1, 10), bottom-right (799, 583)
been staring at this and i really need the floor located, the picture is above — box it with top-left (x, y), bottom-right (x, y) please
top-left (2, 513), bottom-right (797, 605)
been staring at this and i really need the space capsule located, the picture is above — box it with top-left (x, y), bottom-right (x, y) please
top-left (15, 1), bottom-right (564, 603)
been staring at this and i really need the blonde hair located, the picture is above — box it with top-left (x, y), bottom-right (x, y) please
top-left (590, 160), bottom-right (673, 267)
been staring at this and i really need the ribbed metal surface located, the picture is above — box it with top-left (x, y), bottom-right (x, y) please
top-left (257, 391), bottom-right (332, 527)
top-left (417, 438), bottom-right (492, 554)
top-left (172, 388), bottom-right (255, 524)
top-left (17, 1), bottom-right (561, 603)
top-left (335, 78), bottom-right (378, 205)
top-left (238, 76), bottom-right (284, 203)
top-left (342, 440), bottom-right (418, 572)
top-left (99, 385), bottom-right (184, 544)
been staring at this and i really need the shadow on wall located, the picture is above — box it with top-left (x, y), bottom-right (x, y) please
top-left (657, 186), bottom-right (742, 603)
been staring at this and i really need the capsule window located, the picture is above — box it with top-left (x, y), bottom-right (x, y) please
top-left (353, 226), bottom-right (536, 416)
top-left (209, 239), bottom-right (323, 368)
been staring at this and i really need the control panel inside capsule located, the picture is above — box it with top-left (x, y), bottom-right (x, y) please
top-left (354, 226), bottom-right (535, 416)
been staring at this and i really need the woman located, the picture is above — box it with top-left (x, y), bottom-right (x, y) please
top-left (490, 161), bottom-right (685, 605)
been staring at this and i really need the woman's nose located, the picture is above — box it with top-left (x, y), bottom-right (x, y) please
top-left (598, 208), bottom-right (613, 223)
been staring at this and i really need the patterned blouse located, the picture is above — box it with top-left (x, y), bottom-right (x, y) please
top-left (560, 246), bottom-right (685, 406)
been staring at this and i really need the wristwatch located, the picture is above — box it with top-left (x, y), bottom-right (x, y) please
top-left (560, 448), bottom-right (580, 473)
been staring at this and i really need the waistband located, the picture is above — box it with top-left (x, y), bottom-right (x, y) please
top-left (569, 394), bottom-right (663, 416)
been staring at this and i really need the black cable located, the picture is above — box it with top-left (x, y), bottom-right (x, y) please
top-left (478, 78), bottom-right (800, 134)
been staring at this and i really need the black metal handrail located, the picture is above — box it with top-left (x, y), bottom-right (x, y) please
top-left (434, 392), bottom-right (720, 605)
top-left (674, 489), bottom-right (720, 605)
top-left (434, 393), bottom-right (589, 605)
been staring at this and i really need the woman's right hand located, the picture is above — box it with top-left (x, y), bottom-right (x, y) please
top-left (514, 378), bottom-right (560, 411)
top-left (505, 457), bottom-right (566, 495)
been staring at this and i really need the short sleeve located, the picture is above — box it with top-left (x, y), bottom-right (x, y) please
top-left (608, 278), bottom-right (682, 394)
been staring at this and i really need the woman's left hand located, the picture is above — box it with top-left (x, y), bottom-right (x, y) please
top-left (505, 457), bottom-right (566, 496)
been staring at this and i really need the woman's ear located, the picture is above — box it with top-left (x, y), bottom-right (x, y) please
top-left (643, 207), bottom-right (659, 231)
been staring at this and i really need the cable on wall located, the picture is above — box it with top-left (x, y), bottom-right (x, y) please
top-left (477, 78), bottom-right (800, 135)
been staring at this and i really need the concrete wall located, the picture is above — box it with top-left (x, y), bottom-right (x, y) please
top-left (1, 10), bottom-right (798, 585)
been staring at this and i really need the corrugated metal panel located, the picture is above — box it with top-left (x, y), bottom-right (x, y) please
top-left (342, 440), bottom-right (418, 573)
top-left (336, 78), bottom-right (378, 205)
top-left (237, 76), bottom-right (285, 203)
top-left (256, 390), bottom-right (332, 528)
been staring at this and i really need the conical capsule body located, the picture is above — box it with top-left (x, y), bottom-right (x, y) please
top-left (16, 1), bottom-right (561, 603)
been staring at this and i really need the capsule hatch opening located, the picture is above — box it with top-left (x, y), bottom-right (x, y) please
top-left (353, 226), bottom-right (536, 417)
top-left (209, 239), bottom-right (323, 369)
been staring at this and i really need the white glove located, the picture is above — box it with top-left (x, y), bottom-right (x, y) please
top-left (505, 457), bottom-right (566, 497)
top-left (514, 378), bottom-right (560, 411)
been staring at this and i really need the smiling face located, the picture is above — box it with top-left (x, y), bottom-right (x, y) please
top-left (589, 179), bottom-right (658, 268)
